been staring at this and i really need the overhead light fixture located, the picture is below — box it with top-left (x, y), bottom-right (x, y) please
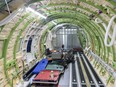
top-left (26, 7), bottom-right (47, 19)
top-left (52, 21), bottom-right (57, 25)
top-left (26, 7), bottom-right (57, 25)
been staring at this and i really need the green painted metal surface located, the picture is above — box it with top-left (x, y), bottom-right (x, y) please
top-left (46, 64), bottom-right (64, 72)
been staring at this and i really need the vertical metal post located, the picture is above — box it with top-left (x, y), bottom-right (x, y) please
top-left (115, 78), bottom-right (116, 87)
top-left (4, 0), bottom-right (11, 14)
top-left (63, 27), bottom-right (65, 47)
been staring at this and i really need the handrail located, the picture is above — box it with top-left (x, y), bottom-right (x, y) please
top-left (88, 50), bottom-right (116, 79)
top-left (95, 15), bottom-right (116, 46)
top-left (0, 7), bottom-right (25, 26)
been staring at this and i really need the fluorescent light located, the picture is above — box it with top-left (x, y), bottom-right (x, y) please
top-left (26, 7), bottom-right (57, 25)
top-left (52, 21), bottom-right (57, 25)
top-left (26, 7), bottom-right (47, 19)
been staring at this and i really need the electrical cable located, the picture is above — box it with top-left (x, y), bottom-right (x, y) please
top-left (95, 15), bottom-right (116, 46)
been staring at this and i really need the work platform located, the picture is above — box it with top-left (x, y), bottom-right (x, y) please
top-left (22, 51), bottom-right (105, 87)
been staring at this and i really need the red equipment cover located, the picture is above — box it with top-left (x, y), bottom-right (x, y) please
top-left (34, 70), bottom-right (60, 82)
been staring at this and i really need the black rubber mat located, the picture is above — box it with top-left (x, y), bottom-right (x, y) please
top-left (72, 84), bottom-right (78, 87)
top-left (82, 53), bottom-right (103, 85)
top-left (76, 57), bottom-right (86, 83)
top-left (79, 54), bottom-right (94, 84)
top-left (72, 62), bottom-right (77, 82)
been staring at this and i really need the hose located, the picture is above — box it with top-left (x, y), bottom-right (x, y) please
top-left (104, 15), bottom-right (116, 46)
top-left (95, 15), bottom-right (116, 46)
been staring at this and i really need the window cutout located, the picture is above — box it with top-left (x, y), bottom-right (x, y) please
top-left (27, 37), bottom-right (32, 52)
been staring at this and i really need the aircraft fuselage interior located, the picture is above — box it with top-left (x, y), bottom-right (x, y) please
top-left (0, 0), bottom-right (116, 87)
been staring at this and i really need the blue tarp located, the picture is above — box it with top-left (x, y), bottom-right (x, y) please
top-left (32, 59), bottom-right (48, 74)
